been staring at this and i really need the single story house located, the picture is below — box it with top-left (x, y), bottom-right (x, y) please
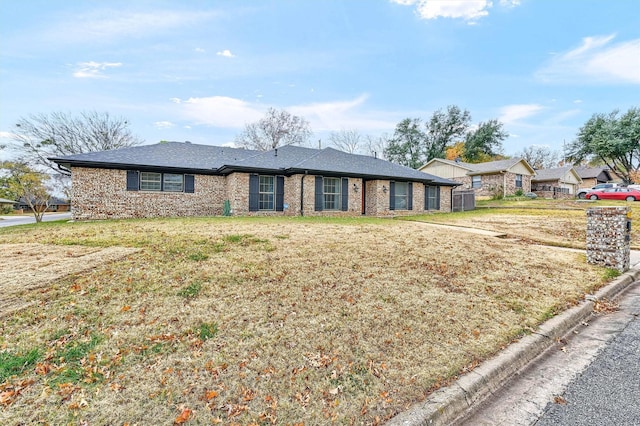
top-left (15, 197), bottom-right (70, 212)
top-left (531, 166), bottom-right (582, 199)
top-left (49, 141), bottom-right (460, 220)
top-left (418, 158), bottom-right (535, 198)
top-left (574, 166), bottom-right (614, 188)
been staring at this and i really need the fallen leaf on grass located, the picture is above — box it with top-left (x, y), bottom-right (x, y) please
top-left (174, 407), bottom-right (192, 424)
top-left (205, 390), bottom-right (219, 400)
top-left (121, 305), bottom-right (131, 312)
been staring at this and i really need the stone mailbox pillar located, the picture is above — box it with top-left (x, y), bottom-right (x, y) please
top-left (586, 206), bottom-right (631, 272)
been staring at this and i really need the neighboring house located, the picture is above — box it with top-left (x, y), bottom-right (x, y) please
top-left (574, 166), bottom-right (614, 188)
top-left (15, 197), bottom-right (70, 212)
top-left (418, 158), bottom-right (535, 198)
top-left (531, 166), bottom-right (582, 199)
top-left (49, 142), bottom-right (459, 220)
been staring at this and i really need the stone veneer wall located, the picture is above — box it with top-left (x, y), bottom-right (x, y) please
top-left (586, 206), bottom-right (631, 272)
top-left (439, 186), bottom-right (453, 212)
top-left (449, 173), bottom-right (531, 197)
top-left (71, 168), bottom-right (455, 219)
top-left (70, 167), bottom-right (225, 220)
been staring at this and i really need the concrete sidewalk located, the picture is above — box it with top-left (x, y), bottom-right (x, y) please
top-left (387, 258), bottom-right (640, 425)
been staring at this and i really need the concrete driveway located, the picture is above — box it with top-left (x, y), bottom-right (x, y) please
top-left (0, 212), bottom-right (72, 227)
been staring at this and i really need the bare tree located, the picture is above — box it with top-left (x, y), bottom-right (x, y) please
top-left (517, 145), bottom-right (560, 169)
top-left (329, 129), bottom-right (363, 154)
top-left (11, 111), bottom-right (143, 176)
top-left (365, 134), bottom-right (389, 159)
top-left (235, 108), bottom-right (312, 151)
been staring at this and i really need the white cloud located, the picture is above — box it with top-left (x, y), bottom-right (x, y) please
top-left (536, 34), bottom-right (640, 84)
top-left (290, 95), bottom-right (398, 132)
top-left (392, 0), bottom-right (522, 22)
top-left (417, 0), bottom-right (491, 21)
top-left (499, 104), bottom-right (544, 124)
top-left (72, 61), bottom-right (122, 78)
top-left (173, 96), bottom-right (263, 128)
top-left (154, 121), bottom-right (175, 129)
top-left (171, 94), bottom-right (398, 133)
top-left (216, 49), bottom-right (235, 58)
top-left (0, 131), bottom-right (15, 139)
top-left (195, 47), bottom-right (206, 53)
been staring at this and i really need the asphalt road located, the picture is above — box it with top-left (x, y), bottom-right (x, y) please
top-left (457, 279), bottom-right (640, 426)
top-left (0, 212), bottom-right (72, 227)
top-left (536, 310), bottom-right (640, 426)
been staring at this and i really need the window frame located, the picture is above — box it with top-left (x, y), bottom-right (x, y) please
top-left (323, 177), bottom-right (342, 211)
top-left (140, 172), bottom-right (162, 191)
top-left (258, 175), bottom-right (275, 211)
top-left (471, 175), bottom-right (482, 189)
top-left (163, 173), bottom-right (184, 192)
top-left (515, 174), bottom-right (523, 188)
top-left (425, 185), bottom-right (440, 211)
top-left (127, 170), bottom-right (194, 193)
top-left (393, 182), bottom-right (409, 210)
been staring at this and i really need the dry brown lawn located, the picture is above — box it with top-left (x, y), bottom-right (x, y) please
top-left (0, 216), bottom-right (610, 425)
top-left (417, 199), bottom-right (640, 250)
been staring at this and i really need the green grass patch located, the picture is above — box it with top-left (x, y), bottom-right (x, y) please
top-left (196, 322), bottom-right (219, 340)
top-left (177, 281), bottom-right (203, 298)
top-left (603, 268), bottom-right (622, 280)
top-left (187, 251), bottom-right (209, 261)
top-left (0, 348), bottom-right (42, 382)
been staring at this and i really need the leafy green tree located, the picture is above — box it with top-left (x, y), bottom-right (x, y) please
top-left (567, 107), bottom-right (640, 183)
top-left (384, 118), bottom-right (425, 168)
top-left (1, 161), bottom-right (51, 222)
top-left (463, 119), bottom-right (508, 163)
top-left (235, 108), bottom-right (312, 151)
top-left (11, 111), bottom-right (142, 177)
top-left (424, 105), bottom-right (472, 162)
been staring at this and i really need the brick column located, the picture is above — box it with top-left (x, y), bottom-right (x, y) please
top-left (586, 206), bottom-right (631, 272)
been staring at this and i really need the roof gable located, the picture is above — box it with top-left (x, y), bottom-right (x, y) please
top-left (532, 166), bottom-right (581, 183)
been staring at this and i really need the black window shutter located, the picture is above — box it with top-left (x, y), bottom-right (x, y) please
top-left (389, 181), bottom-right (396, 210)
top-left (184, 175), bottom-right (195, 193)
top-left (314, 176), bottom-right (324, 211)
top-left (408, 182), bottom-right (413, 210)
top-left (249, 174), bottom-right (259, 212)
top-left (436, 186), bottom-right (441, 210)
top-left (424, 185), bottom-right (429, 210)
top-left (341, 178), bottom-right (349, 211)
top-left (126, 170), bottom-right (139, 191)
top-left (276, 176), bottom-right (285, 211)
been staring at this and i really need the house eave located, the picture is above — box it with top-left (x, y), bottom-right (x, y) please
top-left (51, 159), bottom-right (221, 176)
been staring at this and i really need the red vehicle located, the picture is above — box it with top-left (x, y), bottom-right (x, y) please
top-left (584, 187), bottom-right (640, 201)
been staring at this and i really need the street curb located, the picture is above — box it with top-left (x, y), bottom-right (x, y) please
top-left (386, 268), bottom-right (640, 426)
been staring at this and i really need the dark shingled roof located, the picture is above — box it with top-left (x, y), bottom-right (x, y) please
top-left (50, 142), bottom-right (257, 173)
top-left (50, 142), bottom-right (458, 185)
top-left (574, 166), bottom-right (612, 180)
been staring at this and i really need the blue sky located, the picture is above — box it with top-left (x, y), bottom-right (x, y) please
top-left (1, 0), bottom-right (639, 161)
